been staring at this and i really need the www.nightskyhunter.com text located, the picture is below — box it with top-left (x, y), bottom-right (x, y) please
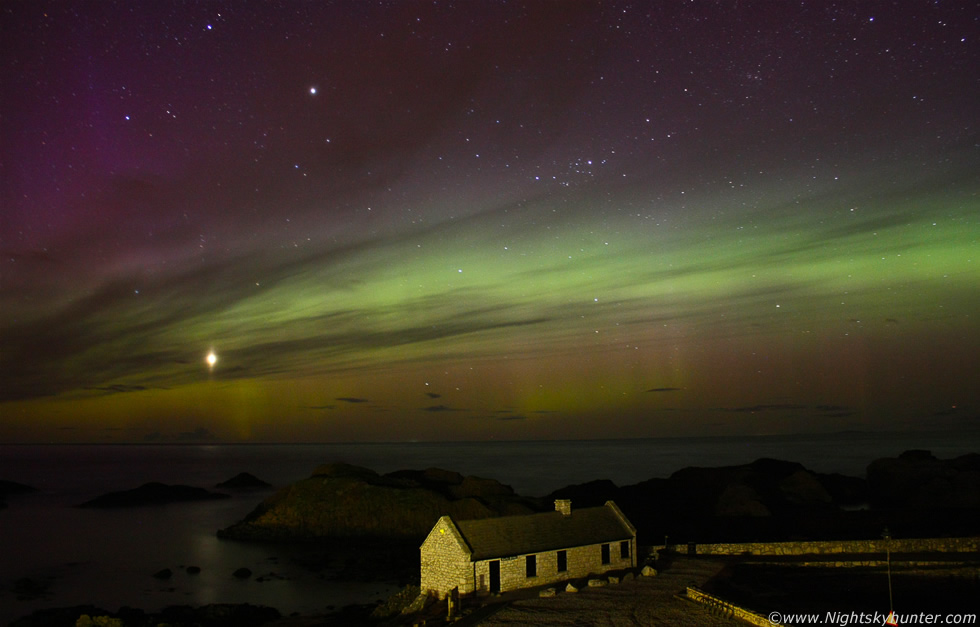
top-left (767, 611), bottom-right (977, 626)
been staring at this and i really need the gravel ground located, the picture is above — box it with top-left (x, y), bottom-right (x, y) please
top-left (455, 556), bottom-right (738, 627)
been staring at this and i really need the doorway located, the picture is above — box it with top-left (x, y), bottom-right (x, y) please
top-left (489, 560), bottom-right (500, 593)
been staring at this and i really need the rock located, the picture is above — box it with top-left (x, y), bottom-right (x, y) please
top-left (714, 484), bottom-right (771, 517)
top-left (216, 472), bottom-right (272, 489)
top-left (608, 575), bottom-right (620, 584)
top-left (311, 462), bottom-right (381, 481)
top-left (218, 463), bottom-right (538, 542)
top-left (951, 453), bottom-right (980, 472)
top-left (12, 577), bottom-right (50, 599)
top-left (12, 604), bottom-right (279, 627)
top-left (622, 571), bottom-right (635, 582)
top-left (384, 468), bottom-right (523, 512)
top-left (815, 472), bottom-right (869, 507)
top-left (156, 603), bottom-right (280, 626)
top-left (78, 482), bottom-right (229, 508)
top-left (867, 450), bottom-right (980, 509)
top-left (565, 582), bottom-right (579, 593)
top-left (233, 567), bottom-right (253, 579)
top-left (76, 615), bottom-right (123, 627)
top-left (8, 606), bottom-right (111, 627)
top-left (641, 565), bottom-right (658, 577)
top-left (539, 587), bottom-right (557, 597)
top-left (0, 479), bottom-right (38, 497)
top-left (602, 454), bottom-right (879, 544)
top-left (779, 470), bottom-right (833, 505)
top-left (587, 578), bottom-right (607, 587)
top-left (371, 584), bottom-right (424, 618)
top-left (447, 475), bottom-right (515, 500)
top-left (0, 480), bottom-right (38, 510)
top-left (152, 568), bottom-right (173, 580)
top-left (385, 467), bottom-right (465, 492)
top-left (399, 589), bottom-right (432, 616)
top-left (548, 479), bottom-right (620, 508)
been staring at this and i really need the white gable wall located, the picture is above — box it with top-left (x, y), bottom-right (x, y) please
top-left (420, 515), bottom-right (476, 599)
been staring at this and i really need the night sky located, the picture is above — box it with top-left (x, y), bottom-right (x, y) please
top-left (1, 1), bottom-right (977, 443)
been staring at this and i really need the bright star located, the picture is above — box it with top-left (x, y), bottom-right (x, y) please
top-left (206, 351), bottom-right (217, 369)
top-left (309, 86), bottom-right (317, 95)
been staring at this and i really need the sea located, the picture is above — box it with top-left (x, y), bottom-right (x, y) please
top-left (1, 430), bottom-right (977, 625)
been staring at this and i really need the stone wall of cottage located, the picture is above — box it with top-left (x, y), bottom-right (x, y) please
top-left (473, 539), bottom-right (635, 595)
top-left (420, 516), bottom-right (475, 599)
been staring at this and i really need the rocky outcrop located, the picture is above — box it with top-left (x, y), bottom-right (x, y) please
top-left (1, 479), bottom-right (38, 509)
top-left (215, 472), bottom-right (272, 490)
top-left (867, 450), bottom-right (980, 509)
top-left (779, 469), bottom-right (833, 506)
top-left (546, 452), bottom-right (980, 545)
top-left (667, 458), bottom-right (834, 514)
top-left (814, 472), bottom-right (868, 507)
top-left (77, 482), bottom-right (230, 508)
top-left (714, 484), bottom-right (771, 517)
top-left (0, 479), bottom-right (37, 497)
top-left (218, 463), bottom-right (539, 542)
top-left (11, 604), bottom-right (281, 627)
top-left (217, 452), bottom-right (980, 547)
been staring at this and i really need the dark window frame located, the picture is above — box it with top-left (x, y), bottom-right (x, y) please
top-left (526, 554), bottom-right (537, 578)
top-left (556, 549), bottom-right (567, 572)
top-left (601, 543), bottom-right (610, 565)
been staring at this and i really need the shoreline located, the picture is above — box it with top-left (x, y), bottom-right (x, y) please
top-left (4, 447), bottom-right (979, 625)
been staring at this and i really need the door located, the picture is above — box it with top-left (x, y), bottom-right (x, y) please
top-left (489, 560), bottom-right (500, 594)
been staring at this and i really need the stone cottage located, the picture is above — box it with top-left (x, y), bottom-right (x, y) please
top-left (420, 499), bottom-right (636, 599)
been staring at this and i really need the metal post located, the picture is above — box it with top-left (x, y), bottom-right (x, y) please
top-left (882, 527), bottom-right (894, 613)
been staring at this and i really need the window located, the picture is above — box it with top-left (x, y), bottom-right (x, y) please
top-left (526, 554), bottom-right (537, 578)
top-left (556, 550), bottom-right (567, 572)
top-left (601, 543), bottom-right (610, 565)
top-left (620, 540), bottom-right (631, 560)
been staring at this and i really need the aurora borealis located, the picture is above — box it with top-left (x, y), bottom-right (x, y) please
top-left (1, 1), bottom-right (977, 443)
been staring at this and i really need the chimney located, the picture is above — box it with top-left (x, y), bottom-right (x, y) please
top-left (554, 499), bottom-right (572, 517)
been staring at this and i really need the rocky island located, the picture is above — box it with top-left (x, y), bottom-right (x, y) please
top-left (0, 479), bottom-right (37, 510)
top-left (215, 472), bottom-right (273, 490)
top-left (7, 451), bottom-right (980, 626)
top-left (217, 462), bottom-right (538, 542)
top-left (216, 451), bottom-right (980, 550)
top-left (77, 482), bottom-right (230, 508)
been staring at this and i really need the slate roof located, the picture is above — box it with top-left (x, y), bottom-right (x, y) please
top-left (454, 501), bottom-right (634, 561)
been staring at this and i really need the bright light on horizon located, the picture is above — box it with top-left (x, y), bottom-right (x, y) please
top-left (206, 351), bottom-right (217, 368)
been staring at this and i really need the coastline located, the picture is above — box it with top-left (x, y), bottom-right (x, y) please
top-left (3, 442), bottom-right (980, 625)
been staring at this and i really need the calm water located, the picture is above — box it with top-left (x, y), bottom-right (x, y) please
top-left (1, 431), bottom-right (977, 624)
